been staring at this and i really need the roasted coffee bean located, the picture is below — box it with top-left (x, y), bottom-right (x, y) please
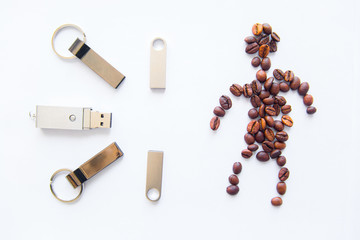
top-left (213, 106), bottom-right (226, 117)
top-left (290, 76), bottom-right (301, 90)
top-left (262, 141), bottom-right (274, 153)
top-left (229, 174), bottom-right (239, 185)
top-left (275, 96), bottom-right (286, 106)
top-left (273, 104), bottom-right (281, 116)
top-left (277, 182), bottom-right (287, 195)
top-left (264, 116), bottom-right (275, 127)
top-left (244, 133), bottom-right (255, 145)
top-left (251, 80), bottom-right (262, 95)
top-left (273, 69), bottom-right (284, 80)
top-left (278, 167), bottom-right (290, 181)
top-left (245, 42), bottom-right (259, 54)
top-left (255, 34), bottom-right (266, 44)
top-left (265, 106), bottom-right (276, 116)
top-left (258, 104), bottom-right (265, 118)
top-left (245, 36), bottom-right (257, 44)
top-left (247, 144), bottom-right (259, 152)
top-left (226, 185), bottom-right (239, 195)
top-left (252, 23), bottom-right (263, 36)
top-left (264, 77), bottom-right (274, 91)
top-left (259, 44), bottom-right (270, 58)
top-left (251, 95), bottom-right (262, 108)
top-left (274, 120), bottom-right (284, 131)
top-left (269, 40), bottom-right (277, 52)
top-left (248, 108), bottom-right (259, 119)
top-left (247, 120), bottom-right (260, 134)
top-left (210, 116), bottom-right (220, 130)
top-left (259, 90), bottom-right (271, 100)
top-left (243, 84), bottom-right (253, 97)
top-left (251, 57), bottom-right (261, 67)
top-left (274, 141), bottom-right (286, 150)
top-left (259, 35), bottom-right (270, 45)
top-left (264, 128), bottom-right (275, 141)
top-left (262, 23), bottom-right (272, 34)
top-left (270, 149), bottom-right (282, 159)
top-left (281, 105), bottom-right (292, 114)
top-left (270, 82), bottom-right (280, 95)
top-left (276, 156), bottom-right (286, 166)
top-left (279, 82), bottom-right (290, 92)
top-left (230, 84), bottom-right (243, 97)
top-left (275, 131), bottom-right (289, 142)
top-left (271, 197), bottom-right (282, 206)
top-left (271, 32), bottom-right (280, 42)
top-left (256, 151), bottom-right (270, 162)
top-left (259, 118), bottom-right (267, 131)
top-left (281, 115), bottom-right (293, 127)
top-left (284, 70), bottom-right (294, 82)
top-left (263, 97), bottom-right (275, 105)
top-left (303, 94), bottom-right (313, 106)
top-left (241, 149), bottom-right (253, 158)
top-left (219, 95), bottom-right (232, 110)
top-left (255, 131), bottom-right (265, 143)
top-left (298, 82), bottom-right (310, 96)
top-left (261, 57), bottom-right (271, 71)
top-left (256, 70), bottom-right (267, 83)
top-left (307, 106), bottom-right (317, 114)
top-left (233, 162), bottom-right (242, 174)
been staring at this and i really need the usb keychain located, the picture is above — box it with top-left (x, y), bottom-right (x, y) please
top-left (50, 142), bottom-right (123, 203)
top-left (51, 24), bottom-right (126, 89)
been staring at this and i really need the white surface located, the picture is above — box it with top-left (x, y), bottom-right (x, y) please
top-left (0, 0), bottom-right (359, 239)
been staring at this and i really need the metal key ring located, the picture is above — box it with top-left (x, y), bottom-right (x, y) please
top-left (51, 24), bottom-right (86, 59)
top-left (50, 168), bottom-right (84, 203)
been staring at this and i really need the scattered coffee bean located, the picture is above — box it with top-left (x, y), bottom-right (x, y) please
top-left (281, 105), bottom-right (292, 114)
top-left (259, 118), bottom-right (267, 131)
top-left (251, 80), bottom-right (262, 95)
top-left (265, 106), bottom-right (276, 116)
top-left (298, 82), bottom-right (310, 96)
top-left (270, 82), bottom-right (280, 95)
top-left (284, 70), bottom-right (294, 82)
top-left (229, 174), bottom-right (239, 185)
top-left (233, 162), bottom-right (242, 174)
top-left (248, 108), bottom-right (259, 119)
top-left (281, 115), bottom-right (293, 127)
top-left (271, 197), bottom-right (282, 206)
top-left (277, 182), bottom-right (287, 195)
top-left (243, 83), bottom-right (253, 97)
top-left (290, 76), bottom-right (301, 90)
top-left (245, 36), bottom-right (257, 44)
top-left (251, 57), bottom-right (261, 67)
top-left (255, 131), bottom-right (265, 143)
top-left (247, 120), bottom-right (260, 134)
top-left (263, 97), bottom-right (275, 105)
top-left (273, 69), bottom-right (284, 80)
top-left (219, 95), bottom-right (232, 110)
top-left (307, 106), bottom-right (317, 114)
top-left (244, 133), bottom-right (255, 145)
top-left (247, 144), bottom-right (259, 152)
top-left (252, 23), bottom-right (263, 36)
top-left (259, 104), bottom-right (266, 118)
top-left (213, 106), bottom-right (225, 117)
top-left (259, 90), bottom-right (271, 100)
top-left (262, 141), bottom-right (274, 153)
top-left (259, 44), bottom-right (270, 58)
top-left (245, 42), bottom-right (260, 54)
top-left (259, 35), bottom-right (270, 45)
top-left (250, 95), bottom-right (262, 108)
top-left (274, 120), bottom-right (284, 131)
top-left (230, 84), bottom-right (243, 97)
top-left (264, 116), bottom-right (275, 127)
top-left (256, 70), bottom-right (267, 83)
top-left (275, 131), bottom-right (289, 142)
top-left (256, 151), bottom-right (270, 161)
top-left (226, 185), bottom-right (239, 195)
top-left (264, 128), bottom-right (275, 141)
top-left (241, 149), bottom-right (253, 158)
top-left (278, 167), bottom-right (290, 181)
top-left (303, 94), bottom-right (314, 106)
top-left (271, 32), bottom-right (280, 42)
top-left (274, 141), bottom-right (286, 150)
top-left (275, 96), bottom-right (286, 106)
top-left (262, 23), bottom-right (272, 35)
top-left (264, 77), bottom-right (274, 91)
top-left (273, 104), bottom-right (281, 116)
top-left (210, 116), bottom-right (220, 130)
top-left (270, 149), bottom-right (282, 159)
top-left (276, 156), bottom-right (286, 166)
top-left (261, 57), bottom-right (271, 71)
top-left (269, 40), bottom-right (277, 52)
top-left (279, 82), bottom-right (290, 92)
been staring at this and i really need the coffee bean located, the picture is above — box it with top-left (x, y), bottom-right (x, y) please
top-left (270, 149), bottom-right (282, 159)
top-left (245, 36), bottom-right (257, 44)
top-left (256, 70), bottom-right (267, 83)
top-left (226, 185), bottom-right (239, 195)
top-left (259, 104), bottom-right (266, 118)
top-left (273, 104), bottom-right (281, 116)
top-left (275, 96), bottom-right (286, 106)
top-left (278, 167), bottom-right (290, 181)
top-left (307, 106), bottom-right (317, 114)
top-left (281, 105), bottom-right (292, 114)
top-left (233, 162), bottom-right (242, 174)
top-left (264, 77), bottom-right (274, 91)
top-left (244, 133), bottom-right (255, 145)
top-left (241, 149), bottom-right (253, 158)
top-left (255, 131), bottom-right (265, 143)
top-left (271, 32), bottom-right (280, 42)
top-left (271, 197), bottom-right (282, 206)
top-left (262, 140), bottom-right (274, 153)
top-left (270, 82), bottom-right (280, 95)
top-left (298, 82), bottom-right (310, 96)
top-left (259, 90), bottom-right (271, 100)
top-left (252, 23), bottom-right (263, 36)
top-left (243, 84), bottom-right (253, 97)
top-left (251, 80), bottom-right (262, 95)
top-left (273, 69), bottom-right (284, 80)
top-left (259, 35), bottom-right (270, 45)
top-left (274, 141), bottom-right (286, 150)
top-left (219, 95), bottom-right (232, 110)
top-left (276, 156), bottom-right (286, 166)
top-left (277, 182), bottom-right (287, 195)
top-left (251, 57), bottom-right (261, 67)
top-left (210, 116), bottom-right (220, 130)
top-left (261, 57), bottom-right (271, 71)
top-left (248, 108), bottom-right (259, 119)
top-left (303, 94), bottom-right (313, 106)
top-left (274, 120), bottom-right (284, 131)
top-left (265, 106), bottom-right (276, 116)
top-left (247, 144), bottom-right (259, 152)
top-left (245, 42), bottom-right (259, 54)
top-left (256, 151), bottom-right (270, 161)
top-left (250, 95), bottom-right (262, 108)
top-left (262, 23), bottom-right (272, 34)
top-left (230, 84), bottom-right (243, 97)
top-left (269, 40), bottom-right (277, 52)
top-left (259, 44), bottom-right (270, 58)
top-left (247, 120), bottom-right (260, 134)
top-left (263, 97), bottom-right (275, 105)
top-left (290, 76), bottom-right (301, 90)
top-left (279, 82), bottom-right (290, 92)
top-left (275, 131), bottom-right (289, 142)
top-left (284, 70), bottom-right (294, 82)
top-left (229, 174), bottom-right (239, 185)
top-left (264, 116), bottom-right (275, 127)
top-left (213, 106), bottom-right (226, 117)
top-left (255, 34), bottom-right (266, 44)
top-left (264, 128), bottom-right (275, 141)
top-left (281, 115), bottom-right (293, 127)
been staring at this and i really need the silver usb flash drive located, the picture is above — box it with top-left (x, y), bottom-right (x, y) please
top-left (34, 106), bottom-right (111, 130)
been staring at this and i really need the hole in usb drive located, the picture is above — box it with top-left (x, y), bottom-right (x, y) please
top-left (101, 114), bottom-right (104, 118)
top-left (100, 122), bottom-right (104, 126)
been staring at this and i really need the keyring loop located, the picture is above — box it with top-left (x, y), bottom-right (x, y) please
top-left (51, 24), bottom-right (86, 59)
top-left (50, 168), bottom-right (84, 203)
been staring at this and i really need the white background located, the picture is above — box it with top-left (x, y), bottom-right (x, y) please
top-left (0, 0), bottom-right (359, 239)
